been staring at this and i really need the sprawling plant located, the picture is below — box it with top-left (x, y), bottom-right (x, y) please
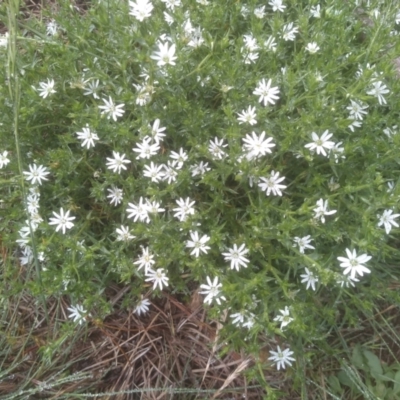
top-left (1, 0), bottom-right (400, 382)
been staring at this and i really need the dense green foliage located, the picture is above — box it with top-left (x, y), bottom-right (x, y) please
top-left (1, 0), bottom-right (400, 397)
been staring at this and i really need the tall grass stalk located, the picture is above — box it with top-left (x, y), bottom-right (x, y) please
top-left (6, 0), bottom-right (48, 323)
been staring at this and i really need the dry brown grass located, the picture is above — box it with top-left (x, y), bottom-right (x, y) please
top-left (0, 281), bottom-right (267, 399)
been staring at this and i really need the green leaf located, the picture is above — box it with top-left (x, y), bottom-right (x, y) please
top-left (338, 370), bottom-right (357, 390)
top-left (327, 375), bottom-right (342, 394)
top-left (351, 345), bottom-right (364, 369)
top-left (374, 382), bottom-right (387, 398)
top-left (393, 370), bottom-right (400, 394)
top-left (362, 349), bottom-right (383, 379)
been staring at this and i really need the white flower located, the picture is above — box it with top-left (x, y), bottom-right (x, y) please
top-left (49, 208), bottom-right (75, 234)
top-left (310, 4), bottom-right (321, 18)
top-left (337, 248), bottom-right (372, 279)
top-left (268, 346), bottom-right (295, 370)
top-left (23, 164), bottom-right (50, 185)
top-left (116, 225), bottom-right (135, 242)
top-left (170, 148), bottom-right (188, 169)
top-left (396, 11), bottom-right (400, 25)
top-left (67, 304), bottom-right (88, 325)
top-left (187, 27), bottom-right (204, 48)
top-left (273, 306), bottom-right (294, 329)
top-left (145, 268), bottom-right (169, 290)
top-left (182, 18), bottom-right (195, 38)
top-left (305, 42), bottom-right (320, 54)
top-left (293, 236), bottom-right (315, 253)
top-left (106, 151), bottom-right (131, 174)
top-left (76, 125), bottom-right (99, 149)
top-left (163, 161), bottom-right (178, 183)
top-left (208, 137), bottom-right (228, 160)
top-left (29, 186), bottom-right (41, 196)
top-left (242, 131), bottom-right (275, 160)
top-left (133, 137), bottom-right (160, 160)
top-left (26, 194), bottom-right (40, 215)
top-left (161, 0), bottom-right (181, 10)
top-left (254, 6), bottom-right (266, 18)
top-left (145, 119), bottom-right (166, 143)
top-left (370, 9), bottom-right (380, 19)
top-left (190, 161), bottom-right (210, 177)
top-left (258, 171), bottom-right (287, 196)
top-left (247, 174), bottom-right (258, 188)
top-left (83, 79), bottom-right (100, 99)
top-left (348, 117), bottom-right (362, 132)
top-left (313, 198), bottom-right (337, 223)
top-left (37, 79), bottom-right (56, 98)
top-left (199, 276), bottom-right (226, 305)
top-left (269, 0), bottom-right (286, 12)
top-left (231, 311), bottom-right (255, 329)
top-left (0, 151), bottom-right (10, 168)
top-left (245, 52), bottom-right (259, 64)
top-left (383, 125), bottom-right (398, 138)
top-left (366, 81), bottom-right (389, 105)
top-left (134, 246), bottom-right (155, 272)
top-left (253, 79), bottom-right (280, 106)
top-left (336, 275), bottom-right (359, 288)
top-left (127, 197), bottom-right (150, 223)
top-left (186, 231), bottom-right (211, 257)
top-left (221, 84), bottom-right (233, 93)
top-left (304, 130), bottom-right (335, 157)
top-left (355, 63), bottom-right (375, 79)
top-left (133, 298), bottom-right (151, 316)
top-left (98, 97), bottom-right (125, 121)
top-left (241, 35), bottom-right (259, 64)
top-left (20, 246), bottom-right (33, 265)
top-left (242, 313), bottom-right (256, 329)
top-left (173, 197), bottom-right (195, 221)
top-left (164, 11), bottom-right (174, 25)
top-left (237, 106), bottom-right (257, 125)
top-left (240, 5), bottom-right (250, 16)
top-left (144, 200), bottom-right (164, 215)
top-left (315, 71), bottom-right (324, 82)
top-left (281, 23), bottom-right (298, 41)
top-left (133, 83), bottom-right (153, 106)
top-left (346, 100), bottom-right (368, 120)
top-left (242, 35), bottom-right (258, 50)
top-left (27, 213), bottom-right (43, 231)
top-left (143, 162), bottom-right (165, 183)
top-left (151, 42), bottom-right (177, 67)
top-left (0, 32), bottom-right (9, 48)
top-left (300, 267), bottom-right (318, 291)
top-left (107, 186), bottom-right (123, 206)
top-left (222, 244), bottom-right (249, 271)
top-left (331, 142), bottom-right (345, 163)
top-left (16, 227), bottom-right (31, 248)
top-left (230, 312), bottom-right (245, 327)
top-left (264, 36), bottom-right (277, 52)
top-left (129, 0), bottom-right (154, 21)
top-left (46, 20), bottom-right (58, 36)
top-left (377, 209), bottom-right (400, 234)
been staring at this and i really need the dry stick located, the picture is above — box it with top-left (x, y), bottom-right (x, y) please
top-left (211, 357), bottom-right (251, 400)
top-left (110, 285), bottom-right (131, 305)
top-left (193, 358), bottom-right (248, 373)
top-left (200, 308), bottom-right (228, 385)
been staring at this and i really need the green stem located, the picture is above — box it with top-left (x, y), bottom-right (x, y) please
top-left (8, 0), bottom-right (49, 325)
